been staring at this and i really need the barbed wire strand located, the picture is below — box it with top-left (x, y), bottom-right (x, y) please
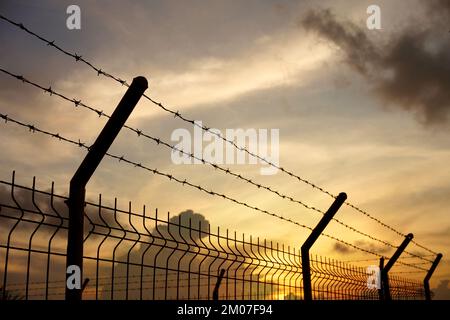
top-left (0, 112), bottom-right (429, 272)
top-left (342, 255), bottom-right (436, 263)
top-left (0, 13), bottom-right (437, 256)
top-left (0, 67), bottom-right (435, 263)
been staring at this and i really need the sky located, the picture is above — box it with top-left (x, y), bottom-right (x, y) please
top-left (0, 0), bottom-right (449, 298)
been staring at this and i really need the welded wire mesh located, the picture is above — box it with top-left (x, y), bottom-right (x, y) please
top-left (0, 174), bottom-right (425, 300)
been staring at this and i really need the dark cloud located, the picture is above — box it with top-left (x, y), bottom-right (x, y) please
top-left (301, 9), bottom-right (379, 75)
top-left (331, 235), bottom-right (396, 255)
top-left (333, 242), bottom-right (352, 254)
top-left (433, 279), bottom-right (450, 300)
top-left (333, 240), bottom-right (391, 254)
top-left (301, 1), bottom-right (450, 126)
top-left (0, 183), bottom-right (67, 237)
top-left (333, 239), bottom-right (392, 256)
top-left (354, 240), bottom-right (392, 255)
top-left (104, 209), bottom-right (265, 299)
top-left (427, 0), bottom-right (450, 17)
top-left (156, 209), bottom-right (210, 242)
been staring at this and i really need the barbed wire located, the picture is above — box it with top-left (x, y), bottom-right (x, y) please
top-left (389, 271), bottom-right (425, 274)
top-left (0, 111), bottom-right (430, 272)
top-left (0, 13), bottom-right (437, 256)
top-left (0, 114), bottom-right (304, 236)
top-left (0, 15), bottom-right (128, 87)
top-left (0, 14), bottom-right (436, 257)
top-left (394, 261), bottom-right (431, 266)
top-left (0, 67), bottom-right (435, 264)
top-left (341, 255), bottom-right (436, 264)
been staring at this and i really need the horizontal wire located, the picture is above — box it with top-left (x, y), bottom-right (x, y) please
top-left (6, 268), bottom-right (285, 289)
top-left (7, 271), bottom-right (424, 296)
top-left (1, 111), bottom-right (432, 271)
top-left (23, 275), bottom-right (298, 293)
top-left (341, 255), bottom-right (436, 264)
top-left (8, 267), bottom-right (295, 290)
top-left (8, 272), bottom-right (203, 290)
top-left (0, 13), bottom-right (436, 256)
top-left (389, 271), bottom-right (425, 274)
top-left (0, 67), bottom-right (434, 264)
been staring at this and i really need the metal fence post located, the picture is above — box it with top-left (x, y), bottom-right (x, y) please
top-left (424, 253), bottom-right (443, 300)
top-left (381, 233), bottom-right (413, 301)
top-left (65, 76), bottom-right (148, 301)
top-left (378, 257), bottom-right (384, 300)
top-left (301, 192), bottom-right (347, 301)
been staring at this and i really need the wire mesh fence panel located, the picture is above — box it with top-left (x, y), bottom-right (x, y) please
top-left (0, 173), bottom-right (426, 300)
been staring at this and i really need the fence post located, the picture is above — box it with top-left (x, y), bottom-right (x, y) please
top-left (424, 253), bottom-right (443, 300)
top-left (378, 257), bottom-right (384, 300)
top-left (301, 192), bottom-right (347, 301)
top-left (65, 76), bottom-right (148, 301)
top-left (213, 269), bottom-right (226, 300)
top-left (381, 233), bottom-right (413, 301)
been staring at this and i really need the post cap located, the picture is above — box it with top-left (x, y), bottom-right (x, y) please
top-left (131, 76), bottom-right (148, 90)
top-left (337, 192), bottom-right (347, 200)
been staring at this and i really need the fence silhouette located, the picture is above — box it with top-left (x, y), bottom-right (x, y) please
top-left (0, 13), bottom-right (438, 257)
top-left (0, 13), bottom-right (442, 301)
top-left (0, 174), bottom-right (425, 300)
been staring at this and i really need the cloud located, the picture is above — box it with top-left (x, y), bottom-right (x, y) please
top-left (105, 209), bottom-right (266, 299)
top-left (333, 242), bottom-right (352, 254)
top-left (427, 0), bottom-right (450, 17)
top-left (433, 280), bottom-right (450, 300)
top-left (300, 1), bottom-right (450, 126)
top-left (333, 240), bottom-right (392, 256)
top-left (156, 209), bottom-right (210, 242)
top-left (0, 183), bottom-right (66, 237)
top-left (301, 9), bottom-right (379, 75)
top-left (354, 240), bottom-right (392, 255)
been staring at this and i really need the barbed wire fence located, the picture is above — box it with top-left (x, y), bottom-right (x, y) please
top-left (0, 13), bottom-right (443, 300)
top-left (0, 13), bottom-right (437, 256)
top-left (0, 112), bottom-right (434, 272)
top-left (0, 68), bottom-right (435, 265)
